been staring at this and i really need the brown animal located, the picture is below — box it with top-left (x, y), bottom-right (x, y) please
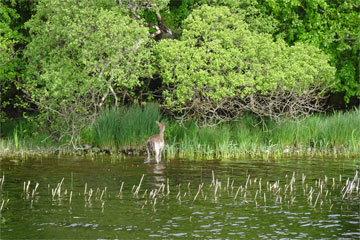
top-left (145, 121), bottom-right (167, 163)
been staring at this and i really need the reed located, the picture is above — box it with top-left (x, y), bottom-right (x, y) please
top-left (134, 174), bottom-right (145, 196)
top-left (1, 107), bottom-right (360, 158)
top-left (165, 109), bottom-right (360, 159)
top-left (0, 174), bottom-right (4, 191)
top-left (0, 199), bottom-right (9, 216)
top-left (93, 104), bottom-right (162, 150)
top-left (13, 127), bottom-right (19, 150)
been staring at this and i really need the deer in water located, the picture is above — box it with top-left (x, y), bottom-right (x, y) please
top-left (145, 121), bottom-right (167, 163)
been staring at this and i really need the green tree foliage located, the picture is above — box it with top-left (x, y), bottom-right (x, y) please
top-left (0, 1), bottom-right (25, 119)
top-left (121, 0), bottom-right (169, 11)
top-left (24, 0), bottom-right (154, 147)
top-left (118, 0), bottom-right (172, 39)
top-left (260, 0), bottom-right (359, 101)
top-left (168, 0), bottom-right (359, 102)
top-left (0, 3), bottom-right (18, 65)
top-left (155, 5), bottom-right (335, 124)
top-left (203, 0), bottom-right (280, 35)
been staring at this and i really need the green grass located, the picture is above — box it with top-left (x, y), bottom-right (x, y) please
top-left (163, 109), bottom-right (360, 159)
top-left (92, 104), bottom-right (162, 150)
top-left (264, 110), bottom-right (360, 154)
top-left (0, 118), bottom-right (58, 154)
top-left (1, 107), bottom-right (360, 159)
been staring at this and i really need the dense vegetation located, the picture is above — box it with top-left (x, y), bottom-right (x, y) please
top-left (1, 105), bottom-right (360, 158)
top-left (0, 0), bottom-right (359, 157)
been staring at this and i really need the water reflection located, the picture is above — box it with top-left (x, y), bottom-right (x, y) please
top-left (146, 162), bottom-right (166, 187)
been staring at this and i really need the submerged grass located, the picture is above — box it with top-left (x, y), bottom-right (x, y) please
top-left (7, 170), bottom-right (360, 214)
top-left (1, 106), bottom-right (360, 159)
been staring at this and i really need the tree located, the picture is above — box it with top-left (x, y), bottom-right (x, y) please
top-left (146, 0), bottom-right (282, 38)
top-left (201, 0), bottom-right (280, 35)
top-left (173, 0), bottom-right (359, 102)
top-left (155, 5), bottom-right (335, 124)
top-left (24, 0), bottom-right (154, 148)
top-left (0, 1), bottom-right (26, 119)
top-left (259, 0), bottom-right (360, 102)
top-left (118, 0), bottom-right (173, 40)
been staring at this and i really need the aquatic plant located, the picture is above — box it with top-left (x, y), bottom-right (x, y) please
top-left (6, 170), bottom-right (359, 215)
top-left (93, 104), bottom-right (162, 150)
top-left (166, 109), bottom-right (360, 159)
top-left (1, 108), bottom-right (360, 159)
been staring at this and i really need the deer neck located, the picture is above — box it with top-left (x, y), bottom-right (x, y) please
top-left (159, 128), bottom-right (165, 138)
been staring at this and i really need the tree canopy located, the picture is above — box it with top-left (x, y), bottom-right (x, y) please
top-left (0, 0), bottom-right (357, 145)
top-left (260, 0), bottom-right (360, 101)
top-left (155, 5), bottom-right (335, 123)
top-left (161, 0), bottom-right (359, 101)
top-left (0, 1), bottom-right (26, 118)
top-left (23, 0), bottom-right (154, 146)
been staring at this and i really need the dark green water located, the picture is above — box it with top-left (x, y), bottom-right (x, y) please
top-left (0, 155), bottom-right (359, 239)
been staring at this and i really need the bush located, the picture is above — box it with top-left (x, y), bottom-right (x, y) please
top-left (155, 5), bottom-right (335, 124)
top-left (24, 0), bottom-right (154, 148)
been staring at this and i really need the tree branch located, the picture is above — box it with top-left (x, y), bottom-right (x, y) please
top-left (0, 47), bottom-right (16, 66)
top-left (120, 2), bottom-right (172, 39)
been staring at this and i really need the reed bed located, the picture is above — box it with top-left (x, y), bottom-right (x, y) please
top-left (1, 107), bottom-right (360, 158)
top-left (92, 104), bottom-right (162, 151)
top-left (165, 109), bottom-right (360, 159)
top-left (1, 170), bottom-right (358, 216)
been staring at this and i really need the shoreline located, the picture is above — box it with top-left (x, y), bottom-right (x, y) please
top-left (2, 108), bottom-right (359, 160)
top-left (1, 143), bottom-right (359, 160)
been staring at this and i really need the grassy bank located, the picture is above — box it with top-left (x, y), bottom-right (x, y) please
top-left (1, 105), bottom-right (360, 159)
top-left (0, 118), bottom-right (59, 155)
top-left (164, 109), bottom-right (360, 159)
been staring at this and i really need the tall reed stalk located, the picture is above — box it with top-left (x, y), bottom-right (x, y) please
top-left (13, 128), bottom-right (19, 150)
top-left (93, 104), bottom-right (162, 150)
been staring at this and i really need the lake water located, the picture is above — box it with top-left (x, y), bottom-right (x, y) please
top-left (0, 155), bottom-right (359, 239)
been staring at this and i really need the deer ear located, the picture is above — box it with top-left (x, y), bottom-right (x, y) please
top-left (156, 121), bottom-right (160, 125)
